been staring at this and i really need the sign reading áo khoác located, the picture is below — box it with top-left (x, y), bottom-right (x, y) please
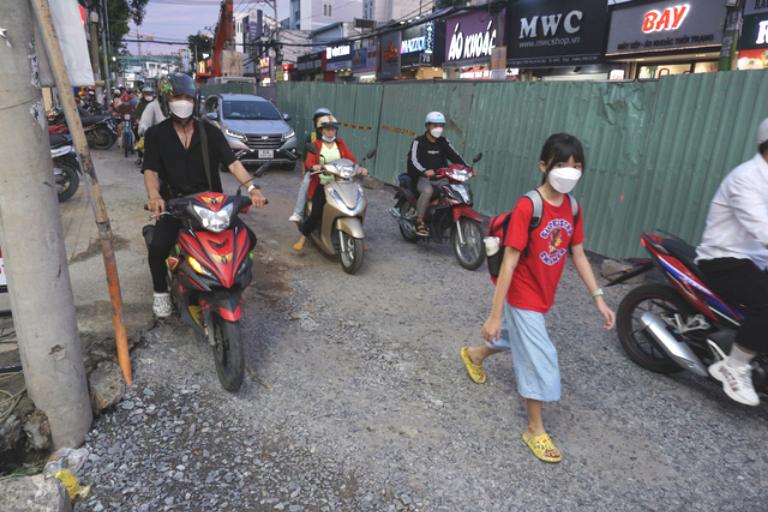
top-left (445, 9), bottom-right (505, 67)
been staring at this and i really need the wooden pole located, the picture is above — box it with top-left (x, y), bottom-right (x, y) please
top-left (31, 0), bottom-right (132, 385)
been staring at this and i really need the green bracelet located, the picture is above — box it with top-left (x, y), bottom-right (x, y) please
top-left (591, 288), bottom-right (604, 298)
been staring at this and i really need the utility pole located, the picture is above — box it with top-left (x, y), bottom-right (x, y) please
top-left (0, 0), bottom-right (92, 448)
top-left (136, 29), bottom-right (142, 58)
top-left (101, 0), bottom-right (111, 98)
top-left (719, 0), bottom-right (745, 72)
top-left (87, 2), bottom-right (104, 104)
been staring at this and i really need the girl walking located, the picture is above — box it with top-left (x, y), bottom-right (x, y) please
top-left (461, 133), bottom-right (615, 463)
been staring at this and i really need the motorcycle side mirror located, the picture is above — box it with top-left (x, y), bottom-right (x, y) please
top-left (365, 148), bottom-right (377, 160)
top-left (471, 153), bottom-right (483, 164)
top-left (305, 143), bottom-right (319, 155)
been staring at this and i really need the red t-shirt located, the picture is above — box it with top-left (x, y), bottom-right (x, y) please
top-left (504, 193), bottom-right (584, 313)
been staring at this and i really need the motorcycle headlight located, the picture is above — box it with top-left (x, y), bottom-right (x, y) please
top-left (225, 128), bottom-right (246, 141)
top-left (337, 163), bottom-right (356, 179)
top-left (193, 204), bottom-right (233, 233)
top-left (282, 130), bottom-right (295, 141)
top-left (187, 256), bottom-right (214, 277)
top-left (447, 169), bottom-right (470, 182)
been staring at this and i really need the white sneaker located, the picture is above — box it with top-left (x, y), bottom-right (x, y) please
top-left (708, 359), bottom-right (760, 406)
top-left (288, 213), bottom-right (302, 223)
top-left (152, 293), bottom-right (172, 318)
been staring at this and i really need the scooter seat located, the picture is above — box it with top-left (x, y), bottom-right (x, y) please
top-left (81, 114), bottom-right (110, 127)
top-left (49, 133), bottom-right (71, 148)
top-left (661, 238), bottom-right (709, 284)
top-left (397, 173), bottom-right (443, 201)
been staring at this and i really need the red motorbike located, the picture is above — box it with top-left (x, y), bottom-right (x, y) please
top-left (143, 192), bottom-right (260, 392)
top-left (608, 231), bottom-right (767, 397)
top-left (390, 154), bottom-right (484, 270)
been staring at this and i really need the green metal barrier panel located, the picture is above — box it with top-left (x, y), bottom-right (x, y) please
top-left (277, 70), bottom-right (768, 259)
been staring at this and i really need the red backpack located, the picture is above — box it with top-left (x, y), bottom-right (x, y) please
top-left (486, 189), bottom-right (579, 279)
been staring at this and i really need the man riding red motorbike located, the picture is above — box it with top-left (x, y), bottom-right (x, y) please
top-left (695, 117), bottom-right (768, 406)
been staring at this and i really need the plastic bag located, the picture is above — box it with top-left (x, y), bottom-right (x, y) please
top-left (51, 470), bottom-right (91, 501)
top-left (44, 447), bottom-right (89, 475)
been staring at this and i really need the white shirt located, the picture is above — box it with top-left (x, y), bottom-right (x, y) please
top-left (696, 153), bottom-right (768, 270)
top-left (138, 101), bottom-right (167, 136)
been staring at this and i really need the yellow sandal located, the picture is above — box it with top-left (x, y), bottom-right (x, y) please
top-left (461, 347), bottom-right (486, 384)
top-left (522, 432), bottom-right (562, 463)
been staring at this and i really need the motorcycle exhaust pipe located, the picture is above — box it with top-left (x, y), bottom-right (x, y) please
top-left (639, 312), bottom-right (708, 376)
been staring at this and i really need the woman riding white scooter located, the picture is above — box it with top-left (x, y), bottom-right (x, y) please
top-left (293, 115), bottom-right (367, 251)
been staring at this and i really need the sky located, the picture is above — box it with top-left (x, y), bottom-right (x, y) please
top-left (125, 0), bottom-right (289, 55)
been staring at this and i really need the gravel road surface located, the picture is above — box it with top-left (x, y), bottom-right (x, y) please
top-left (74, 151), bottom-right (768, 512)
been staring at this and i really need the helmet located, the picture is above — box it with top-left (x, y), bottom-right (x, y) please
top-left (316, 115), bottom-right (339, 130)
top-left (313, 107), bottom-right (332, 119)
top-left (425, 111), bottom-right (446, 124)
top-left (157, 73), bottom-right (200, 118)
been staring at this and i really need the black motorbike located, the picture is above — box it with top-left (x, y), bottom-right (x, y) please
top-left (47, 106), bottom-right (117, 151)
top-left (50, 133), bottom-right (80, 202)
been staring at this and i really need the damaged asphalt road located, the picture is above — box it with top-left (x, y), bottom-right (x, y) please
top-left (73, 152), bottom-right (768, 511)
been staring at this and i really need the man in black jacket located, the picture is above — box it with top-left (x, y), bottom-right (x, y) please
top-left (406, 111), bottom-right (468, 236)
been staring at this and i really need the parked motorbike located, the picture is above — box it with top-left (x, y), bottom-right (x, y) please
top-left (50, 133), bottom-right (80, 202)
top-left (298, 145), bottom-right (376, 275)
top-left (608, 231), bottom-right (768, 398)
top-left (390, 154), bottom-right (484, 270)
top-left (142, 192), bottom-right (263, 392)
top-left (47, 106), bottom-right (117, 150)
top-left (121, 113), bottom-right (135, 157)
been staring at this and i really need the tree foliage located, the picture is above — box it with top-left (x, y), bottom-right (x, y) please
top-left (187, 33), bottom-right (213, 61)
top-left (100, 0), bottom-right (151, 51)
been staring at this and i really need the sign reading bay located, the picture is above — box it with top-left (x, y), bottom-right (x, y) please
top-left (505, 0), bottom-right (608, 67)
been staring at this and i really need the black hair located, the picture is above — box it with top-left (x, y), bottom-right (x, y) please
top-left (539, 133), bottom-right (585, 184)
top-left (760, 140), bottom-right (768, 155)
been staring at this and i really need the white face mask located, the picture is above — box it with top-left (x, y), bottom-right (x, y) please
top-left (169, 100), bottom-right (194, 119)
top-left (429, 127), bottom-right (444, 138)
top-left (547, 167), bottom-right (582, 194)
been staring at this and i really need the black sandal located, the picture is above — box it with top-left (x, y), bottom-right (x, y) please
top-left (416, 222), bottom-right (429, 237)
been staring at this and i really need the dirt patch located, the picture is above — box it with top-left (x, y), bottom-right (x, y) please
top-left (69, 234), bottom-right (130, 264)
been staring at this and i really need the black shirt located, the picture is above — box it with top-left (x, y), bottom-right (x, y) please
top-left (141, 118), bottom-right (236, 199)
top-left (406, 132), bottom-right (468, 185)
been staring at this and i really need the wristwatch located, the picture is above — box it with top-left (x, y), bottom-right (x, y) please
top-left (247, 184), bottom-right (261, 194)
top-left (591, 288), bottom-right (604, 298)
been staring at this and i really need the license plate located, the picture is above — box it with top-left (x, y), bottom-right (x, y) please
top-left (258, 150), bottom-right (274, 159)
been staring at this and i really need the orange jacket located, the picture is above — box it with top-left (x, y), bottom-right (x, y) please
top-left (305, 138), bottom-right (359, 199)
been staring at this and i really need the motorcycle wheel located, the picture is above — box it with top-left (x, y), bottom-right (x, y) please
top-left (451, 218), bottom-right (484, 270)
top-left (211, 315), bottom-right (244, 392)
top-left (339, 231), bottom-right (364, 275)
top-left (397, 202), bottom-right (419, 243)
top-left (86, 127), bottom-right (116, 150)
top-left (55, 157), bottom-right (80, 203)
top-left (123, 129), bottom-right (133, 157)
top-left (617, 284), bottom-right (691, 374)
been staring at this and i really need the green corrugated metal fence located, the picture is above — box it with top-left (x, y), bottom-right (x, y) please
top-left (277, 71), bottom-right (768, 259)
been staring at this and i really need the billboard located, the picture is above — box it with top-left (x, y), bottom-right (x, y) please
top-left (506, 0), bottom-right (607, 67)
top-left (444, 9), bottom-right (505, 68)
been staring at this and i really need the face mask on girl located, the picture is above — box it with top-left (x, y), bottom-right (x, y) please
top-left (547, 167), bottom-right (582, 194)
top-left (321, 135), bottom-right (336, 143)
top-left (429, 127), bottom-right (444, 138)
top-left (169, 100), bottom-right (194, 119)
